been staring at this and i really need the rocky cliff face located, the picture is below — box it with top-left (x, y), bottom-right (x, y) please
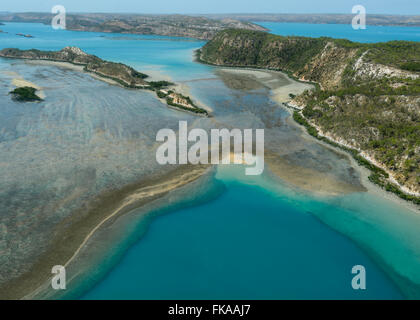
top-left (200, 29), bottom-right (420, 198)
top-left (295, 42), bottom-right (359, 90)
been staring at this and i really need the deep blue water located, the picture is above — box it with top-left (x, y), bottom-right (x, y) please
top-left (1, 22), bottom-right (420, 300)
top-left (255, 22), bottom-right (420, 43)
top-left (80, 168), bottom-right (403, 300)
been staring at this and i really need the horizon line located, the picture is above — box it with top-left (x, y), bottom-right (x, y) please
top-left (1, 12), bottom-right (420, 16)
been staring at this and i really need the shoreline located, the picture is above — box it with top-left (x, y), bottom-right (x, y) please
top-left (214, 67), bottom-right (313, 105)
top-left (203, 66), bottom-right (372, 196)
top-left (284, 113), bottom-right (420, 213)
top-left (290, 109), bottom-right (420, 206)
top-left (196, 53), bottom-right (419, 206)
top-left (25, 59), bottom-right (213, 116)
top-left (25, 60), bottom-right (120, 86)
top-left (0, 54), bottom-right (210, 116)
top-left (194, 49), bottom-right (320, 90)
top-left (0, 164), bottom-right (211, 300)
top-left (201, 65), bottom-right (373, 196)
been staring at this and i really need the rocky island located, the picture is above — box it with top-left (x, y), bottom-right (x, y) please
top-left (204, 13), bottom-right (420, 27)
top-left (199, 29), bottom-right (420, 203)
top-left (0, 47), bottom-right (208, 115)
top-left (16, 33), bottom-right (34, 38)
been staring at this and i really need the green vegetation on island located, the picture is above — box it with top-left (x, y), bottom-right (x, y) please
top-left (9, 86), bottom-right (42, 102)
top-left (155, 89), bottom-right (208, 114)
top-left (200, 29), bottom-right (420, 203)
top-left (293, 110), bottom-right (419, 205)
top-left (148, 81), bottom-right (174, 90)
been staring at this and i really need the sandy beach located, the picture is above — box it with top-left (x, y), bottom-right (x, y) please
top-left (289, 115), bottom-right (420, 212)
top-left (144, 67), bottom-right (214, 113)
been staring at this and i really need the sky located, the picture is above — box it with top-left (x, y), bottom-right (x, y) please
top-left (0, 0), bottom-right (419, 15)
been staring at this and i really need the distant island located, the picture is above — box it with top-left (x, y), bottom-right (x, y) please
top-left (16, 33), bottom-right (34, 38)
top-left (9, 86), bottom-right (42, 101)
top-left (199, 29), bottom-right (420, 203)
top-left (0, 13), bottom-right (267, 40)
top-left (203, 13), bottom-right (420, 27)
top-left (0, 47), bottom-right (208, 115)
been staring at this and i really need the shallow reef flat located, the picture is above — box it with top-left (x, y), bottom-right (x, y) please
top-left (0, 59), bottom-right (207, 298)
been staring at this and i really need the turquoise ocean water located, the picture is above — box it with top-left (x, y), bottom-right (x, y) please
top-left (254, 22), bottom-right (420, 43)
top-left (79, 167), bottom-right (405, 300)
top-left (1, 22), bottom-right (419, 299)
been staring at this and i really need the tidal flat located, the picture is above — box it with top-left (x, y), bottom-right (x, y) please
top-left (209, 67), bottom-right (366, 195)
top-left (0, 58), bottom-right (207, 298)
